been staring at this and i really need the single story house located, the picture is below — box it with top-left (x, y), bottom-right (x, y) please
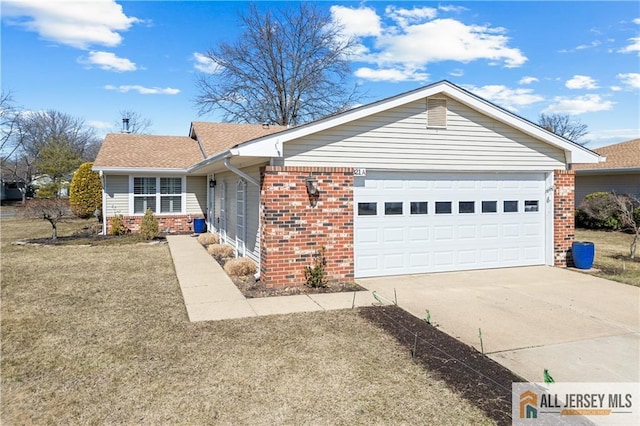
top-left (572, 138), bottom-right (640, 206)
top-left (93, 81), bottom-right (601, 287)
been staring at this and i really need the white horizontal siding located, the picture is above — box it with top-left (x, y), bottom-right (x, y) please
top-left (575, 174), bottom-right (640, 206)
top-left (186, 176), bottom-right (206, 215)
top-left (104, 175), bottom-right (128, 217)
top-left (284, 96), bottom-right (565, 171)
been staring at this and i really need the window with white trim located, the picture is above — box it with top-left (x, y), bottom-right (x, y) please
top-left (132, 177), bottom-right (184, 214)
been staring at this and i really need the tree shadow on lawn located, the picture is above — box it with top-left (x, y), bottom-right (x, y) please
top-left (360, 305), bottom-right (525, 426)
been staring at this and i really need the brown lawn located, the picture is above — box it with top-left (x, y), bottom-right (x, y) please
top-left (1, 215), bottom-right (493, 425)
top-left (575, 229), bottom-right (640, 287)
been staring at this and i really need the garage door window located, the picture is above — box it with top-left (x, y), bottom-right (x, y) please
top-left (435, 201), bottom-right (452, 214)
top-left (504, 200), bottom-right (518, 213)
top-left (525, 200), bottom-right (539, 212)
top-left (459, 201), bottom-right (475, 214)
top-left (482, 201), bottom-right (497, 213)
top-left (385, 202), bottom-right (403, 215)
top-left (358, 202), bottom-right (377, 216)
top-left (410, 201), bottom-right (428, 215)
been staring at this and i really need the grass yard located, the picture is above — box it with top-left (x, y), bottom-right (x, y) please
top-left (575, 228), bottom-right (640, 287)
top-left (1, 216), bottom-right (494, 425)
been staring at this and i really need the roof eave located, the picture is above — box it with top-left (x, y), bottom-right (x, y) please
top-left (575, 167), bottom-right (640, 175)
top-left (216, 81), bottom-right (602, 164)
top-left (92, 166), bottom-right (190, 174)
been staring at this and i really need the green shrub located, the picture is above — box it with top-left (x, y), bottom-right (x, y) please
top-left (576, 192), bottom-right (621, 230)
top-left (304, 246), bottom-right (327, 288)
top-left (110, 215), bottom-right (128, 236)
top-left (69, 162), bottom-right (102, 219)
top-left (140, 209), bottom-right (159, 240)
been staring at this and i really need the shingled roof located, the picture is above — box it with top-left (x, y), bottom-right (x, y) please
top-left (190, 122), bottom-right (285, 157)
top-left (573, 138), bottom-right (640, 170)
top-left (94, 134), bottom-right (204, 169)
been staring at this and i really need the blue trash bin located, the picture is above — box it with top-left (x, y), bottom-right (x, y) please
top-left (572, 241), bottom-right (595, 269)
top-left (193, 218), bottom-right (206, 234)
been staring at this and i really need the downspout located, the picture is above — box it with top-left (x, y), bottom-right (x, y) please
top-left (99, 171), bottom-right (107, 235)
top-left (222, 157), bottom-right (259, 187)
top-left (222, 156), bottom-right (261, 280)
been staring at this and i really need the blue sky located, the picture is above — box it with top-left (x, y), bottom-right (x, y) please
top-left (2, 1), bottom-right (639, 148)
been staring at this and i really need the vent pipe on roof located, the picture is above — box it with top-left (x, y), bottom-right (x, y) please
top-left (122, 118), bottom-right (130, 133)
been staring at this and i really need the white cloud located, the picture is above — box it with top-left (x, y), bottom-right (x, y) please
top-left (438, 5), bottom-right (468, 13)
top-left (575, 40), bottom-right (601, 50)
top-left (192, 52), bottom-right (220, 74)
top-left (330, 5), bottom-right (381, 37)
top-left (634, 18), bottom-right (640, 25)
top-left (565, 75), bottom-right (598, 90)
top-left (617, 72), bottom-right (640, 89)
top-left (543, 94), bottom-right (614, 115)
top-left (2, 0), bottom-right (141, 49)
top-left (585, 128), bottom-right (640, 148)
top-left (87, 120), bottom-right (112, 129)
top-left (385, 6), bottom-right (438, 28)
top-left (354, 67), bottom-right (429, 82)
top-left (449, 69), bottom-right (464, 77)
top-left (610, 85), bottom-right (622, 92)
top-left (104, 85), bottom-right (179, 95)
top-left (619, 37), bottom-right (640, 55)
top-left (519, 76), bottom-right (539, 85)
top-left (331, 7), bottom-right (526, 85)
top-left (80, 51), bottom-right (137, 72)
top-left (465, 85), bottom-right (543, 112)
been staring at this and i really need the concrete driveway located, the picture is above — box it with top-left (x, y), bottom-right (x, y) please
top-left (358, 266), bottom-right (639, 383)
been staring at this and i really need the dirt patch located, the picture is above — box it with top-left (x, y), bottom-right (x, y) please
top-left (230, 274), bottom-right (365, 298)
top-left (360, 305), bottom-right (525, 426)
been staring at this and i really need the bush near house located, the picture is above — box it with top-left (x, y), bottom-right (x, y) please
top-left (223, 257), bottom-right (257, 276)
top-left (207, 244), bottom-right (235, 264)
top-left (140, 209), bottom-right (159, 240)
top-left (197, 233), bottom-right (219, 245)
top-left (69, 162), bottom-right (102, 219)
top-left (576, 192), bottom-right (621, 230)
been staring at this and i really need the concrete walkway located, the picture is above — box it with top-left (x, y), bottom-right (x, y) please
top-left (167, 235), bottom-right (375, 322)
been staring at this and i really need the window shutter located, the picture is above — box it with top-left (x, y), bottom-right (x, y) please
top-left (427, 98), bottom-right (447, 128)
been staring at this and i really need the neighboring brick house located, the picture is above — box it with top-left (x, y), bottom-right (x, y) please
top-left (93, 81), bottom-right (601, 287)
top-left (572, 138), bottom-right (640, 206)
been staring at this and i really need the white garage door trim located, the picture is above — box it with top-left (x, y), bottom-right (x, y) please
top-left (354, 171), bottom-right (549, 278)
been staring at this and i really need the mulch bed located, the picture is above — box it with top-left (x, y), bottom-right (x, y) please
top-left (230, 274), bottom-right (366, 298)
top-left (359, 305), bottom-right (525, 426)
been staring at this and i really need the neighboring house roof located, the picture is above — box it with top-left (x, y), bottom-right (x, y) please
top-left (573, 138), bottom-right (640, 173)
top-left (189, 122), bottom-right (285, 157)
top-left (94, 134), bottom-right (203, 171)
top-left (189, 80), bottom-right (601, 172)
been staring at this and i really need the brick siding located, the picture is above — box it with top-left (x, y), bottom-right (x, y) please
top-left (260, 166), bottom-right (354, 288)
top-left (553, 170), bottom-right (575, 266)
top-left (106, 214), bottom-right (203, 234)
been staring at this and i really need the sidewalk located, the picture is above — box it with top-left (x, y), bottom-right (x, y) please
top-left (167, 235), bottom-right (375, 322)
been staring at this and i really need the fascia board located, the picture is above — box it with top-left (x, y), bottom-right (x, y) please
top-left (188, 150), bottom-right (231, 173)
top-left (91, 167), bottom-right (188, 174)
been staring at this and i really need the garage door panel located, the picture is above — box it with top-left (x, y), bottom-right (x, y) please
top-left (354, 172), bottom-right (546, 278)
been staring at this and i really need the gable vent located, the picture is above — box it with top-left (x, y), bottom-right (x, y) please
top-left (427, 98), bottom-right (447, 128)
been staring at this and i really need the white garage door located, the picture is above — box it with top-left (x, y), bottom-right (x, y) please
top-left (354, 172), bottom-right (546, 278)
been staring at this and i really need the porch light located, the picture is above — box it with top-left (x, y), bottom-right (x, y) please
top-left (209, 178), bottom-right (216, 188)
top-left (305, 175), bottom-right (319, 196)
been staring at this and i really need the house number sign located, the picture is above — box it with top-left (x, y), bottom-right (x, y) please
top-left (354, 168), bottom-right (367, 176)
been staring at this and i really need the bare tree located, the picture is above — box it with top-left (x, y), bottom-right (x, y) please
top-left (22, 198), bottom-right (71, 240)
top-left (194, 3), bottom-right (360, 126)
top-left (579, 192), bottom-right (640, 259)
top-left (538, 113), bottom-right (588, 145)
top-left (114, 109), bottom-right (153, 134)
top-left (1, 91), bottom-right (21, 157)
